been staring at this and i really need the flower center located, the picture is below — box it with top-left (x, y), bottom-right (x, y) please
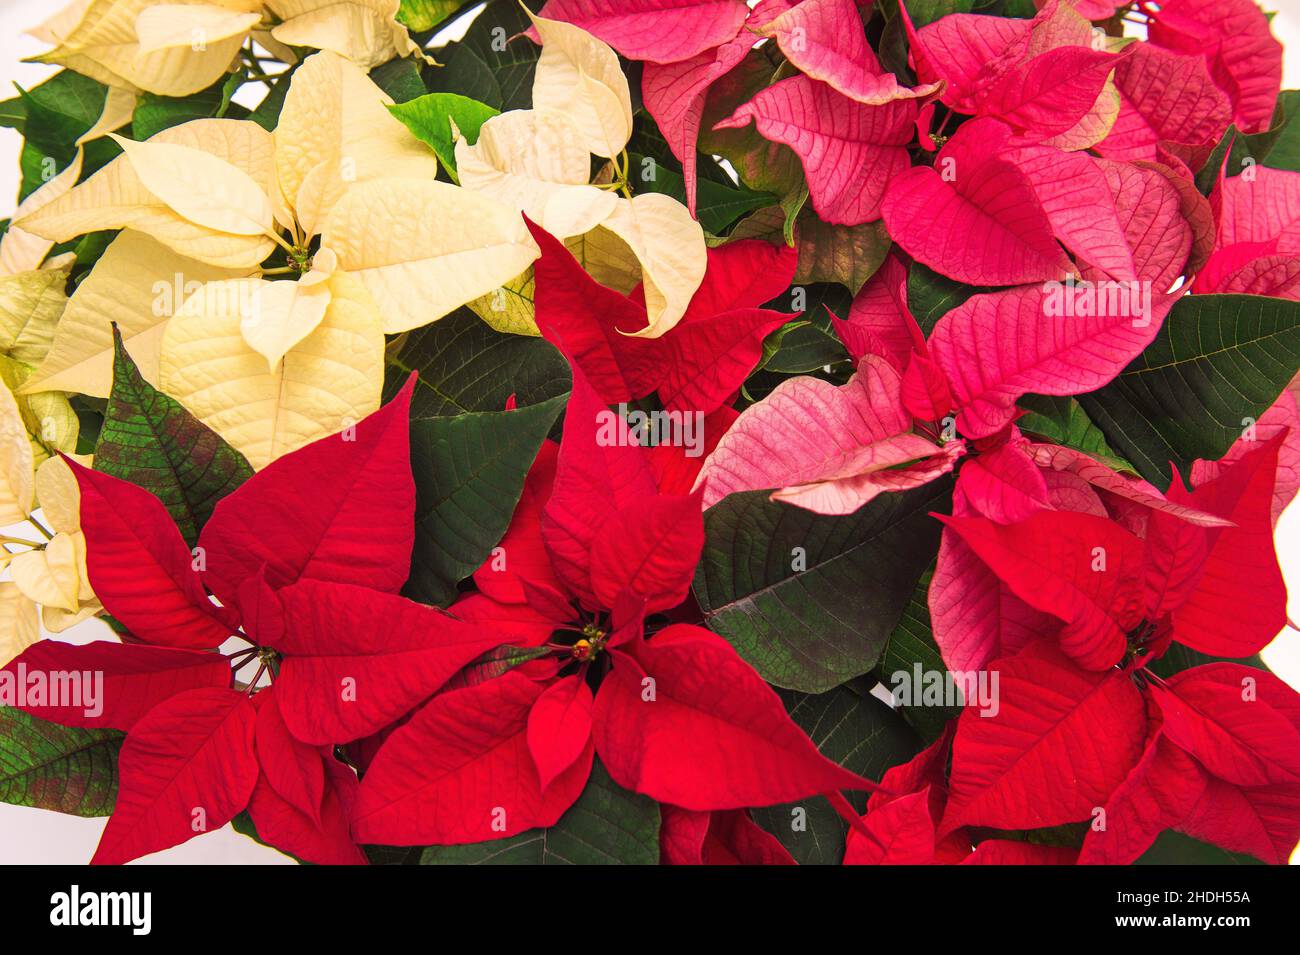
top-left (571, 623), bottom-right (607, 661)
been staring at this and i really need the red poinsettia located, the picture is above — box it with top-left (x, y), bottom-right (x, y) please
top-left (917, 439), bottom-right (1298, 864)
top-left (349, 363), bottom-right (872, 847)
top-left (3, 378), bottom-right (526, 864)
top-left (528, 218), bottom-right (797, 416)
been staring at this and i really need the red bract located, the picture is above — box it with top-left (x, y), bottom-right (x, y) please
top-left (3, 378), bottom-right (519, 864)
top-left (529, 219), bottom-right (797, 415)
top-left (939, 437), bottom-right (1286, 671)
top-left (351, 356), bottom-right (875, 847)
top-left (713, 75), bottom-right (923, 226)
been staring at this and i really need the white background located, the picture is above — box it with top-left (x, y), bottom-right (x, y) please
top-left (1, 0), bottom-right (1299, 864)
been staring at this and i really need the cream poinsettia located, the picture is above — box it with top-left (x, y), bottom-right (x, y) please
top-left (0, 389), bottom-right (95, 661)
top-left (5, 457), bottom-right (100, 636)
top-left (15, 51), bottom-right (542, 464)
top-left (29, 0), bottom-right (425, 98)
top-left (0, 255), bottom-right (81, 473)
top-left (455, 12), bottom-right (706, 339)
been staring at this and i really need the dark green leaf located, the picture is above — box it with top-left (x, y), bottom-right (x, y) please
top-left (751, 684), bottom-right (921, 864)
top-left (132, 71), bottom-right (244, 140)
top-left (94, 327), bottom-right (253, 547)
top-left (693, 478), bottom-right (952, 692)
top-left (0, 708), bottom-right (123, 817)
top-left (420, 759), bottom-right (659, 864)
top-left (908, 262), bottom-right (989, 335)
top-left (16, 71), bottom-right (107, 165)
top-left (1136, 829), bottom-right (1263, 865)
top-left (902, 0), bottom-right (975, 27)
top-left (1016, 394), bottom-right (1125, 462)
top-left (1078, 294), bottom-right (1300, 486)
top-left (632, 153), bottom-right (774, 235)
top-left (427, 0), bottom-right (540, 112)
top-left (877, 568), bottom-right (960, 742)
top-left (388, 92), bottom-right (499, 180)
top-left (370, 58), bottom-right (427, 104)
top-left (384, 309), bottom-right (571, 418)
top-left (1266, 90), bottom-right (1300, 172)
top-left (248, 70), bottom-right (293, 131)
top-left (426, 44), bottom-right (501, 109)
top-left (1146, 643), bottom-right (1268, 680)
top-left (406, 392), bottom-right (567, 605)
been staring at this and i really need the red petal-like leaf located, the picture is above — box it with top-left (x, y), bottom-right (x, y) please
top-left (535, 0), bottom-right (750, 63)
top-left (273, 579), bottom-right (514, 744)
top-left (1166, 437), bottom-right (1287, 658)
top-left (881, 120), bottom-right (1073, 285)
top-left (527, 674), bottom-right (595, 792)
top-left (247, 757), bottom-right (366, 865)
top-left (254, 688), bottom-right (326, 825)
top-left (714, 75), bottom-right (918, 226)
top-left (1155, 663), bottom-right (1300, 788)
top-left (92, 687), bottom-right (257, 864)
top-left (351, 671), bottom-right (593, 845)
top-left (196, 377), bottom-right (416, 605)
top-left (592, 624), bottom-right (870, 809)
top-left (940, 641), bottom-right (1147, 835)
top-left (5, 640), bottom-right (230, 730)
top-left (588, 494), bottom-right (704, 613)
top-left (931, 284), bottom-right (1163, 439)
top-left (542, 367), bottom-right (658, 608)
top-left (69, 459), bottom-right (232, 649)
top-left (844, 789), bottom-right (937, 865)
top-left (937, 510), bottom-right (1144, 670)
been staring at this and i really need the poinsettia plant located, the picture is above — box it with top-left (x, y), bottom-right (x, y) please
top-left (1, 0), bottom-right (1299, 868)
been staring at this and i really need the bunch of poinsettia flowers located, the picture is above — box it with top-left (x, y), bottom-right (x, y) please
top-left (2, 0), bottom-right (1300, 866)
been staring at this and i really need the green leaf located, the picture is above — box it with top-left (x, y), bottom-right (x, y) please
top-left (12, 71), bottom-right (120, 200)
top-left (877, 568), bottom-right (960, 742)
top-left (420, 759), bottom-right (660, 864)
top-left (1265, 90), bottom-right (1300, 172)
top-left (902, 0), bottom-right (975, 27)
top-left (383, 309), bottom-right (571, 418)
top-left (397, 0), bottom-right (468, 32)
top-left (631, 152), bottom-right (774, 235)
top-left (789, 216), bottom-right (890, 294)
top-left (426, 0), bottom-right (539, 112)
top-left (132, 71), bottom-right (244, 140)
top-left (728, 205), bottom-right (889, 293)
top-left (94, 327), bottom-right (253, 548)
top-left (693, 477), bottom-right (952, 693)
top-left (369, 58), bottom-right (427, 104)
top-left (1016, 394), bottom-right (1126, 463)
top-left (16, 71), bottom-right (107, 163)
top-left (908, 262), bottom-right (989, 335)
top-left (754, 285), bottom-right (851, 374)
top-left (1146, 642), bottom-right (1268, 680)
top-left (0, 708), bottom-right (123, 817)
top-left (445, 644), bottom-right (552, 690)
top-left (750, 684), bottom-right (921, 864)
top-left (248, 69), bottom-right (293, 131)
top-left (1078, 293), bottom-right (1300, 487)
top-left (406, 392), bottom-right (567, 605)
top-left (1194, 91), bottom-right (1300, 189)
top-left (388, 92), bottom-right (499, 181)
top-left (699, 47), bottom-right (805, 201)
top-left (1136, 830), bottom-right (1263, 865)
